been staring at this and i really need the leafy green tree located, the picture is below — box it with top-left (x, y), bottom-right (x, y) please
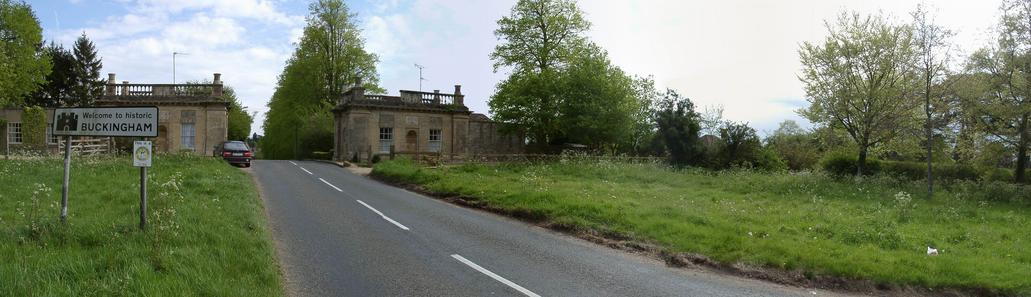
top-left (0, 0), bottom-right (50, 107)
top-left (554, 45), bottom-right (641, 149)
top-left (222, 86), bottom-right (253, 141)
top-left (490, 0), bottom-right (589, 146)
top-left (718, 122), bottom-right (762, 168)
top-left (628, 76), bottom-right (661, 155)
top-left (20, 106), bottom-right (45, 152)
top-left (31, 42), bottom-right (75, 107)
top-left (70, 33), bottom-right (103, 107)
top-left (911, 4), bottom-right (955, 195)
top-left (655, 89), bottom-right (702, 166)
top-left (262, 0), bottom-right (380, 159)
top-left (490, 0), bottom-right (645, 150)
top-left (491, 0), bottom-right (589, 73)
top-left (799, 12), bottom-right (920, 175)
top-left (767, 120), bottom-right (820, 170)
top-left (963, 0), bottom-right (1031, 183)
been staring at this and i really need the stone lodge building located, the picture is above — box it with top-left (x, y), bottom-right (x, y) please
top-left (333, 80), bottom-right (523, 162)
top-left (1, 73), bottom-right (228, 156)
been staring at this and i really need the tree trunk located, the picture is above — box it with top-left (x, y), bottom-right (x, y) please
top-left (1016, 114), bottom-right (1029, 184)
top-left (926, 90), bottom-right (933, 197)
top-left (857, 146), bottom-right (868, 176)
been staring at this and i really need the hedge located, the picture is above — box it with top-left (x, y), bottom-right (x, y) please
top-left (821, 149), bottom-right (1027, 183)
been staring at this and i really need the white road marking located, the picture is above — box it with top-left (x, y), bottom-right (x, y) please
top-left (300, 167), bottom-right (313, 175)
top-left (289, 161), bottom-right (298, 165)
top-left (319, 178), bottom-right (343, 192)
top-left (356, 200), bottom-right (411, 231)
top-left (450, 254), bottom-right (541, 297)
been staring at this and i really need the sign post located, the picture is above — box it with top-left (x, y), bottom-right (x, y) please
top-left (134, 140), bottom-right (153, 230)
top-left (52, 107), bottom-right (159, 226)
top-left (60, 135), bottom-right (71, 222)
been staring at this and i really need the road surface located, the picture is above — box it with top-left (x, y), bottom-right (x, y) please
top-left (252, 160), bottom-right (845, 297)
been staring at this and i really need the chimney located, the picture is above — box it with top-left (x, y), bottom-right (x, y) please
top-left (213, 73), bottom-right (222, 84)
top-left (454, 85), bottom-right (462, 95)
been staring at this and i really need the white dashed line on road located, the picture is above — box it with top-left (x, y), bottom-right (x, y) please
top-left (300, 167), bottom-right (313, 175)
top-left (451, 254), bottom-right (541, 297)
top-left (289, 161), bottom-right (298, 165)
top-left (319, 178), bottom-right (343, 192)
top-left (356, 200), bottom-right (411, 231)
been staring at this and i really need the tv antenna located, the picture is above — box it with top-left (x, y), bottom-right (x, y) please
top-left (414, 63), bottom-right (427, 91)
top-left (173, 51), bottom-right (189, 84)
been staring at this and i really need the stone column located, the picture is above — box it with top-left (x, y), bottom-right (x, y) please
top-left (212, 73), bottom-right (223, 98)
top-left (106, 73), bottom-right (116, 96)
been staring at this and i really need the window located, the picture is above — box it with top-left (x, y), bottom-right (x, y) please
top-left (428, 129), bottom-right (442, 152)
top-left (379, 127), bottom-right (393, 153)
top-left (46, 123), bottom-right (59, 144)
top-left (7, 122), bottom-right (21, 144)
top-left (181, 123), bottom-right (196, 150)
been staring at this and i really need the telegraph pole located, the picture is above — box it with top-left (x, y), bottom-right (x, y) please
top-left (414, 64), bottom-right (427, 91)
top-left (173, 52), bottom-right (189, 84)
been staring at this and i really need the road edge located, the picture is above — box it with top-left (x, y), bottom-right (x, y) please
top-left (243, 164), bottom-right (296, 297)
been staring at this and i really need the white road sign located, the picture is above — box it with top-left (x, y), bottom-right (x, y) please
top-left (133, 141), bottom-right (153, 167)
top-left (53, 107), bottom-right (159, 137)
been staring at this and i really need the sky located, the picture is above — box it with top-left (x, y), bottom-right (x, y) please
top-left (28, 0), bottom-right (1005, 135)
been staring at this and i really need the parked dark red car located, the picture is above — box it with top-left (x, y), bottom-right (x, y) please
top-left (216, 141), bottom-right (252, 167)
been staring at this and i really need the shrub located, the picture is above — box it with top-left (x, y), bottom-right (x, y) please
top-left (754, 147), bottom-right (788, 172)
top-left (21, 106), bottom-right (47, 152)
top-left (879, 161), bottom-right (978, 181)
top-left (820, 149), bottom-right (881, 176)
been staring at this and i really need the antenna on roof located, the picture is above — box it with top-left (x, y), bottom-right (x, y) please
top-left (414, 63), bottom-right (427, 92)
top-left (173, 51), bottom-right (189, 84)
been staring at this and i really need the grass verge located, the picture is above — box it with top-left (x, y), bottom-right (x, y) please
top-left (0, 153), bottom-right (283, 296)
top-left (372, 157), bottom-right (1030, 295)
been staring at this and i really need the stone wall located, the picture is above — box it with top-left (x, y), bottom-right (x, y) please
top-left (467, 119), bottom-right (524, 155)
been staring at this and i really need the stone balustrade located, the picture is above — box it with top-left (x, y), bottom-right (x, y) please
top-left (103, 73), bottom-right (224, 100)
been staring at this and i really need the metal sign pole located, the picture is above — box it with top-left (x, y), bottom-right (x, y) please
top-left (140, 162), bottom-right (147, 230)
top-left (134, 139), bottom-right (152, 230)
top-left (60, 135), bottom-right (71, 222)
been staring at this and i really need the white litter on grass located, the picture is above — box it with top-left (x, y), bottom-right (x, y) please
top-left (927, 246), bottom-right (939, 256)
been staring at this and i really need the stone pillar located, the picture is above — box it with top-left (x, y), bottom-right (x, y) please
top-left (454, 85), bottom-right (464, 106)
top-left (106, 73), bottom-right (116, 96)
top-left (122, 81), bottom-right (129, 96)
top-left (352, 77), bottom-right (365, 102)
top-left (433, 90), bottom-right (440, 104)
top-left (212, 73), bottom-right (223, 98)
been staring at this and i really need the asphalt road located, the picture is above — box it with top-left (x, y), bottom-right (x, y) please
top-left (252, 160), bottom-right (846, 297)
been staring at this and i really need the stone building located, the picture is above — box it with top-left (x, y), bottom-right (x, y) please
top-left (100, 73), bottom-right (229, 155)
top-left (332, 80), bottom-right (523, 162)
top-left (1, 73), bottom-right (228, 156)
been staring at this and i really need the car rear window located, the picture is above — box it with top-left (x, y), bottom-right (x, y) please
top-left (224, 142), bottom-right (249, 151)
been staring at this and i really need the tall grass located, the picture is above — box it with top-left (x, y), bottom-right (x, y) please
top-left (374, 157), bottom-right (1031, 293)
top-left (0, 154), bottom-right (282, 296)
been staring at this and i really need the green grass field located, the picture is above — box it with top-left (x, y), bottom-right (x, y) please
top-left (0, 154), bottom-right (282, 296)
top-left (374, 157), bottom-right (1031, 294)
